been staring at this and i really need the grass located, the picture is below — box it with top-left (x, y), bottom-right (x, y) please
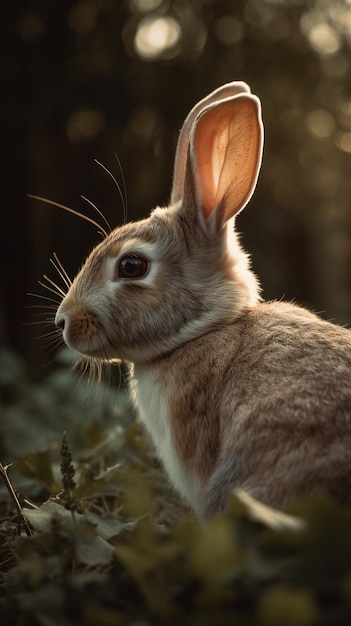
top-left (1, 348), bottom-right (351, 625)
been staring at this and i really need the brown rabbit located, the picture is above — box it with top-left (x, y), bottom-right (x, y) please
top-left (55, 82), bottom-right (351, 519)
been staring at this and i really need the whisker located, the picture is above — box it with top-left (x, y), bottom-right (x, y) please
top-left (79, 355), bottom-right (102, 385)
top-left (26, 305), bottom-right (58, 312)
top-left (75, 357), bottom-right (91, 383)
top-left (44, 351), bottom-right (62, 365)
top-left (94, 158), bottom-right (127, 225)
top-left (41, 274), bottom-right (66, 298)
top-left (81, 195), bottom-right (112, 236)
top-left (50, 252), bottom-right (72, 290)
top-left (73, 334), bottom-right (113, 386)
top-left (27, 292), bottom-right (61, 306)
top-left (39, 328), bottom-right (62, 345)
top-left (129, 366), bottom-right (141, 416)
top-left (38, 279), bottom-right (64, 299)
top-left (28, 321), bottom-right (63, 353)
top-left (26, 301), bottom-right (64, 362)
top-left (43, 329), bottom-right (62, 342)
top-left (24, 320), bottom-right (55, 326)
top-left (25, 307), bottom-right (56, 317)
top-left (28, 194), bottom-right (109, 238)
top-left (43, 340), bottom-right (65, 357)
top-left (37, 329), bottom-right (60, 341)
top-left (115, 153), bottom-right (128, 224)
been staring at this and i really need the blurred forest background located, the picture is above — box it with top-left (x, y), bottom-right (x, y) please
top-left (1, 0), bottom-right (351, 377)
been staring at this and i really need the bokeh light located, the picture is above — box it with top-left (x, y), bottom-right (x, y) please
top-left (308, 23), bottom-right (341, 55)
top-left (335, 131), bottom-right (351, 153)
top-left (131, 0), bottom-right (164, 12)
top-left (66, 109), bottom-right (105, 142)
top-left (214, 16), bottom-right (245, 45)
top-left (134, 15), bottom-right (181, 59)
top-left (306, 110), bottom-right (336, 139)
top-left (18, 12), bottom-right (45, 41)
top-left (68, 1), bottom-right (98, 34)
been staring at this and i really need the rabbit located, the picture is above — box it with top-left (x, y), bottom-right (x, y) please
top-left (54, 81), bottom-right (351, 519)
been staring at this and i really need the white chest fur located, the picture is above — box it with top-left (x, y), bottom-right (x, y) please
top-left (131, 367), bottom-right (200, 507)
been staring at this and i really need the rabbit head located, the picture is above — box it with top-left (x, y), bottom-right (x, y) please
top-left (55, 82), bottom-right (263, 365)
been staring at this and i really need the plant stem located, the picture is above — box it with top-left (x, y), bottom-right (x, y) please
top-left (0, 462), bottom-right (32, 536)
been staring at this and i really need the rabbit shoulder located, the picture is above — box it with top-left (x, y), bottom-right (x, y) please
top-left (134, 300), bottom-right (351, 515)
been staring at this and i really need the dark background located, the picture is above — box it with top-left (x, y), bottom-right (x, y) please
top-left (1, 0), bottom-right (351, 377)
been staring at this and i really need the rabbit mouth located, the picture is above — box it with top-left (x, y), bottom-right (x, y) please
top-left (55, 308), bottom-right (116, 361)
top-left (63, 335), bottom-right (113, 361)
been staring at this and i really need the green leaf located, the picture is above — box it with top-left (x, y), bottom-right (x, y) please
top-left (84, 510), bottom-right (129, 540)
top-left (14, 451), bottom-right (59, 493)
top-left (23, 501), bottom-right (68, 534)
top-left (74, 520), bottom-right (114, 566)
top-left (23, 501), bottom-right (114, 566)
top-left (257, 585), bottom-right (317, 626)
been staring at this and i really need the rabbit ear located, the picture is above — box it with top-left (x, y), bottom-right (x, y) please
top-left (186, 93), bottom-right (263, 229)
top-left (171, 82), bottom-right (252, 205)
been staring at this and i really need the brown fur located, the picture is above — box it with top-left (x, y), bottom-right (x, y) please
top-left (151, 302), bottom-right (351, 513)
top-left (55, 82), bottom-right (351, 518)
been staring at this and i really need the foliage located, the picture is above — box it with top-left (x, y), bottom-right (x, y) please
top-left (1, 349), bottom-right (351, 625)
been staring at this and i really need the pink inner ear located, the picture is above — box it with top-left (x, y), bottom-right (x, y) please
top-left (195, 121), bottom-right (227, 219)
top-left (171, 82), bottom-right (252, 205)
top-left (192, 96), bottom-right (263, 224)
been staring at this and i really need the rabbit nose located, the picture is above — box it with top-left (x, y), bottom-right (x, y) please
top-left (55, 312), bottom-right (68, 332)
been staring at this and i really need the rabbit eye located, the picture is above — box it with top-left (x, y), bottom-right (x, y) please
top-left (118, 254), bottom-right (149, 279)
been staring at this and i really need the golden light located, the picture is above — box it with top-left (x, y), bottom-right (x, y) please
top-left (308, 22), bottom-right (341, 55)
top-left (335, 131), bottom-right (351, 153)
top-left (134, 16), bottom-right (181, 59)
top-left (306, 110), bottom-right (336, 139)
top-left (66, 109), bottom-right (105, 142)
top-left (131, 0), bottom-right (163, 12)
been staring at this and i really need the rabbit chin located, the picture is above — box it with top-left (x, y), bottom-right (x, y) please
top-left (61, 332), bottom-right (116, 361)
top-left (64, 335), bottom-right (160, 364)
